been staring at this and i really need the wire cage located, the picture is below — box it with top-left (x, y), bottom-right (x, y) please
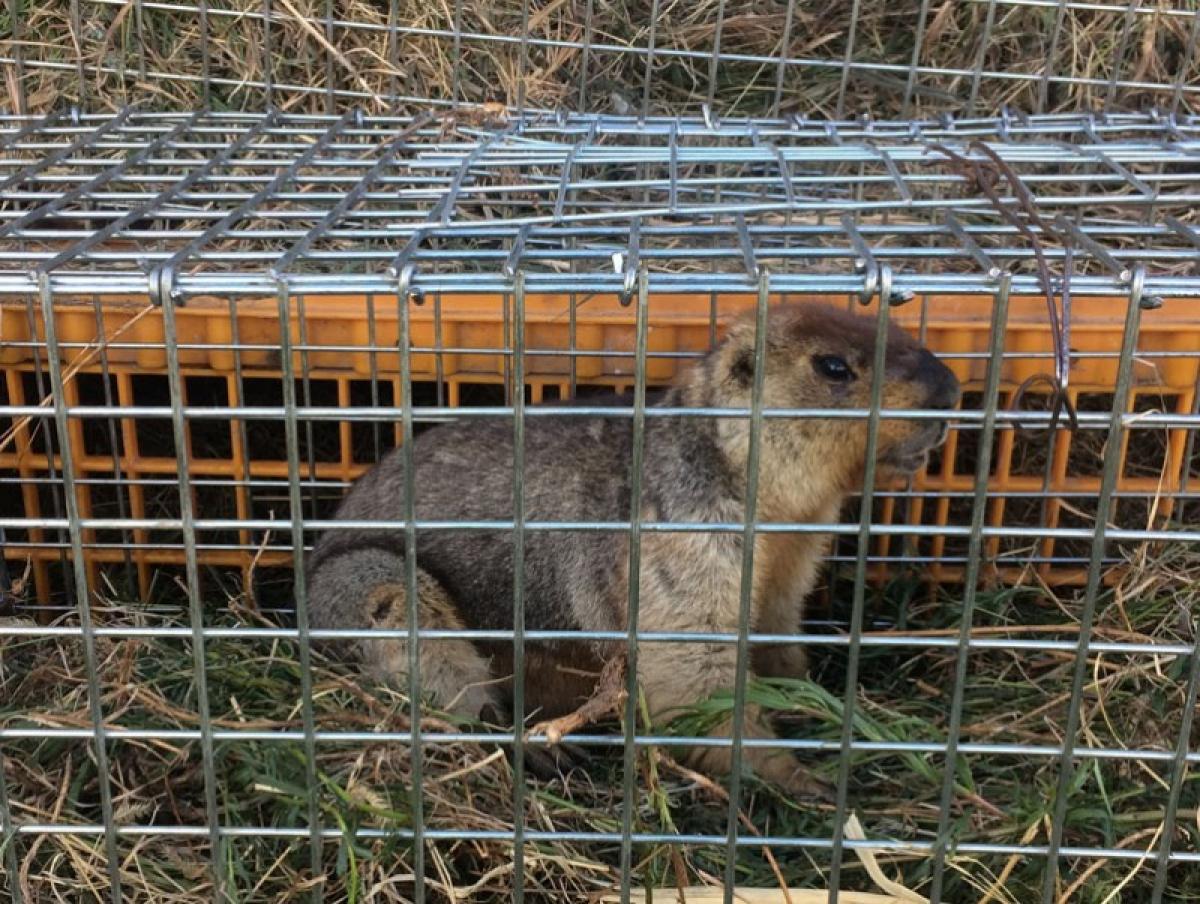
top-left (2, 3), bottom-right (1200, 904)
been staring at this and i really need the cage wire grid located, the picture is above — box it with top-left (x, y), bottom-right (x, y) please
top-left (5, 0), bottom-right (1200, 117)
top-left (1, 2), bottom-right (1200, 902)
top-left (2, 105), bottom-right (1200, 900)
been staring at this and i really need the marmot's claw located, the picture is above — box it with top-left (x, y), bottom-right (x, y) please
top-left (521, 740), bottom-right (592, 782)
top-left (780, 766), bottom-right (836, 803)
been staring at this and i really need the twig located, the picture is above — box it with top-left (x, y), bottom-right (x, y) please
top-left (528, 653), bottom-right (627, 745)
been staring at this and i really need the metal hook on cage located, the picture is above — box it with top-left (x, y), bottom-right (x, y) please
top-left (396, 263), bottom-right (417, 305)
top-left (1126, 263), bottom-right (1162, 312)
top-left (1009, 251), bottom-right (1078, 437)
top-left (927, 141), bottom-right (1079, 433)
top-left (841, 214), bottom-right (879, 306)
top-left (616, 218), bottom-right (642, 306)
top-left (149, 261), bottom-right (178, 308)
top-left (735, 215), bottom-right (761, 284)
top-left (843, 213), bottom-right (911, 307)
top-left (389, 229), bottom-right (429, 305)
top-left (504, 224), bottom-right (531, 280)
top-left (1009, 373), bottom-right (1078, 438)
top-left (877, 263), bottom-right (894, 310)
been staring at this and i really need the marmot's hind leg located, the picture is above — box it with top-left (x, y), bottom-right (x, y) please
top-left (361, 570), bottom-right (499, 721)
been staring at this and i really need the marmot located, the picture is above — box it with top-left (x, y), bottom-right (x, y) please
top-left (305, 303), bottom-right (960, 793)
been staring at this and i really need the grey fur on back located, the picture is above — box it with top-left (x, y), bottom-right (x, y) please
top-left (305, 384), bottom-right (738, 640)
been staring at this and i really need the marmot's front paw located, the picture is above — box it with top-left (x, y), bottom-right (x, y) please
top-left (778, 763), bottom-right (835, 802)
top-left (519, 740), bottom-right (592, 783)
top-left (755, 751), bottom-right (834, 801)
top-left (755, 643), bottom-right (809, 680)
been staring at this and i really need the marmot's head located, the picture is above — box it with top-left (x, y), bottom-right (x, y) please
top-left (701, 303), bottom-right (961, 507)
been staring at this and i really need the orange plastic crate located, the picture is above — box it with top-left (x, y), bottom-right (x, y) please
top-left (2, 292), bottom-right (1197, 606)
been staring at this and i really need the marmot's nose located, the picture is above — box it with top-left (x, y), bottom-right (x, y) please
top-left (915, 348), bottom-right (961, 410)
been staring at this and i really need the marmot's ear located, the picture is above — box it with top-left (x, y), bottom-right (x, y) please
top-left (730, 347), bottom-right (755, 387)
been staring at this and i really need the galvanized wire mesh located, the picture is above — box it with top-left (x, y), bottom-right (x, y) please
top-left (2, 4), bottom-right (1200, 904)
top-left (6, 0), bottom-right (1200, 117)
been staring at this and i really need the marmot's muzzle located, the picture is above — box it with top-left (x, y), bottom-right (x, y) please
top-left (914, 347), bottom-right (961, 411)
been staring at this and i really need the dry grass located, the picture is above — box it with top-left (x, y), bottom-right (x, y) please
top-left (2, 538), bottom-right (1198, 902)
top-left (7, 0), bottom-right (1200, 117)
top-left (3, 2), bottom-right (1200, 901)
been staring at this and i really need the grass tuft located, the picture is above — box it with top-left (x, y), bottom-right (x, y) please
top-left (3, 537), bottom-right (1199, 900)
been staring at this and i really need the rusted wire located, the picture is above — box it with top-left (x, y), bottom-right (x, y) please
top-left (928, 140), bottom-right (1078, 435)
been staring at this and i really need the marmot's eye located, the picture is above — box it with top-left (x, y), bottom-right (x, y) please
top-left (813, 354), bottom-right (855, 382)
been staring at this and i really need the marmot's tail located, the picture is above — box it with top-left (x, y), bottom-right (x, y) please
top-left (306, 544), bottom-right (499, 721)
top-left (306, 542), bottom-right (408, 630)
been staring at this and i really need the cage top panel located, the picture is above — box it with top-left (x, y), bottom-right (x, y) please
top-left (2, 109), bottom-right (1199, 300)
top-left (5, 0), bottom-right (1200, 118)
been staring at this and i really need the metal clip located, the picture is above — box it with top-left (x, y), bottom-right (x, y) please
top-left (735, 214), bottom-right (760, 283)
top-left (504, 224), bottom-right (531, 279)
top-left (617, 218), bottom-right (641, 306)
top-left (388, 228), bottom-right (429, 305)
top-left (149, 261), bottom-right (177, 308)
top-left (753, 130), bottom-right (795, 209)
top-left (944, 211), bottom-right (1003, 281)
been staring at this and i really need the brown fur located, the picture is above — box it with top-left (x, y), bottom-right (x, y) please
top-left (305, 302), bottom-right (960, 794)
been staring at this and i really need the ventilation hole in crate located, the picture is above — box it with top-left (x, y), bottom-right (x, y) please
top-left (994, 494), bottom-right (1046, 566)
top-left (140, 473), bottom-right (183, 548)
top-left (141, 563), bottom-right (190, 607)
top-left (252, 566), bottom-right (296, 613)
top-left (0, 372), bottom-right (11, 438)
top-left (1051, 500), bottom-right (1101, 566)
top-left (1004, 388), bottom-right (1065, 478)
top-left (938, 495), bottom-right (977, 563)
top-left (1182, 432), bottom-right (1200, 523)
top-left (349, 378), bottom-right (393, 464)
top-left (1113, 495), bottom-right (1156, 539)
top-left (540, 383), bottom-right (562, 402)
top-left (131, 374), bottom-right (176, 458)
top-left (239, 379), bottom-right (288, 466)
top-left (76, 372), bottom-right (124, 459)
top-left (952, 391), bottom-right (1001, 477)
top-left (193, 480), bottom-right (240, 546)
top-left (242, 376), bottom-right (284, 406)
top-left (924, 444), bottom-right (945, 475)
top-left (1065, 392), bottom-right (1118, 479)
top-left (240, 420), bottom-right (285, 465)
top-left (1189, 429), bottom-right (1200, 487)
top-left (198, 566), bottom-right (247, 612)
top-left (571, 382), bottom-right (670, 406)
top-left (0, 469), bottom-right (22, 521)
top-left (183, 375), bottom-right (232, 460)
top-left (294, 378), bottom-right (341, 464)
top-left (19, 371), bottom-right (50, 456)
top-left (457, 381), bottom-right (508, 407)
top-left (87, 477), bottom-right (130, 547)
top-left (0, 468), bottom-right (27, 608)
top-left (97, 557), bottom-right (140, 605)
top-left (249, 480), bottom-right (293, 524)
top-left (1122, 391), bottom-right (1177, 483)
top-left (42, 558), bottom-right (74, 610)
top-left (35, 477), bottom-right (68, 528)
top-left (410, 380), bottom-right (442, 440)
